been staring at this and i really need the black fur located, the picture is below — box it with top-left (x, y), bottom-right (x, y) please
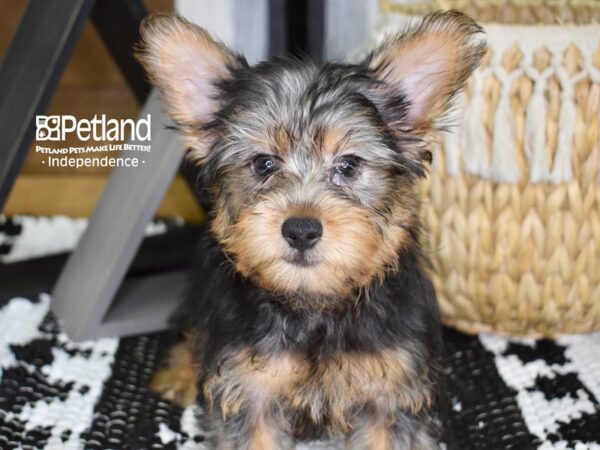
top-left (172, 228), bottom-right (444, 442)
top-left (175, 231), bottom-right (441, 359)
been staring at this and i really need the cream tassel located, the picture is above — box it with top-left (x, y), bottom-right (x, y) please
top-left (550, 90), bottom-right (576, 184)
top-left (491, 84), bottom-right (519, 183)
top-left (526, 83), bottom-right (549, 183)
top-left (465, 74), bottom-right (489, 177)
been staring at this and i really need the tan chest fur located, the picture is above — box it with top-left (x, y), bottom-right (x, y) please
top-left (203, 347), bottom-right (431, 433)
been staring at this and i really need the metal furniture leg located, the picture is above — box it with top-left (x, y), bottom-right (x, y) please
top-left (91, 0), bottom-right (151, 103)
top-left (51, 91), bottom-right (187, 340)
top-left (0, 0), bottom-right (94, 209)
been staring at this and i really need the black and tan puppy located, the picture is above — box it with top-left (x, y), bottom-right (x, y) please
top-left (138, 11), bottom-right (485, 449)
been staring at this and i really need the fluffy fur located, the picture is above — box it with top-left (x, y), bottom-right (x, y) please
top-left (138, 10), bottom-right (485, 449)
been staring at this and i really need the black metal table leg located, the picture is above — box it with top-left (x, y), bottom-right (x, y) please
top-left (0, 0), bottom-right (95, 210)
top-left (91, 0), bottom-right (151, 104)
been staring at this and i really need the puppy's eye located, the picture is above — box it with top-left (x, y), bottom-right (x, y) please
top-left (253, 155), bottom-right (279, 176)
top-left (334, 156), bottom-right (360, 181)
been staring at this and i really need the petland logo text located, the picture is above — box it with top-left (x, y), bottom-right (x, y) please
top-left (36, 114), bottom-right (151, 142)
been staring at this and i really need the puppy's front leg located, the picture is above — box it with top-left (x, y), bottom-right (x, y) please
top-left (347, 410), bottom-right (440, 450)
top-left (208, 405), bottom-right (293, 450)
top-left (346, 413), bottom-right (394, 450)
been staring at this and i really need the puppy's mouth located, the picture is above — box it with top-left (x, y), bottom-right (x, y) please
top-left (283, 251), bottom-right (320, 267)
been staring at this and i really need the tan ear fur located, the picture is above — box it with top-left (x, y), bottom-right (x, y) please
top-left (367, 10), bottom-right (486, 133)
top-left (136, 13), bottom-right (244, 161)
top-left (137, 13), bottom-right (243, 126)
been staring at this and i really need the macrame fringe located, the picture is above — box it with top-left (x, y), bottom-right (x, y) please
top-left (550, 94), bottom-right (576, 184)
top-left (526, 84), bottom-right (549, 183)
top-left (465, 75), bottom-right (489, 178)
top-left (372, 18), bottom-right (600, 185)
top-left (491, 90), bottom-right (519, 183)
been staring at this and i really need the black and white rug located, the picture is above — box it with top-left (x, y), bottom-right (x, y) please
top-left (1, 216), bottom-right (599, 449)
top-left (0, 215), bottom-right (184, 264)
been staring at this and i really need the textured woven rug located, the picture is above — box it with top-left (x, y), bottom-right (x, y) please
top-left (1, 217), bottom-right (599, 449)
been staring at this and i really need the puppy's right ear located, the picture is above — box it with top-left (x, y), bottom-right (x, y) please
top-left (137, 13), bottom-right (244, 129)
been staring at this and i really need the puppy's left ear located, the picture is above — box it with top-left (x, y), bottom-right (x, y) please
top-left (365, 10), bottom-right (486, 135)
top-left (137, 13), bottom-right (244, 126)
top-left (136, 13), bottom-right (245, 161)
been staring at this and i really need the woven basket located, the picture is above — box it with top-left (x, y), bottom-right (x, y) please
top-left (375, 0), bottom-right (600, 336)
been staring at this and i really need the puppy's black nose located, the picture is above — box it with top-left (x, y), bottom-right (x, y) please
top-left (281, 217), bottom-right (322, 250)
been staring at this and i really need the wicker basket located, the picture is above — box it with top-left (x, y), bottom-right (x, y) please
top-left (376, 0), bottom-right (600, 336)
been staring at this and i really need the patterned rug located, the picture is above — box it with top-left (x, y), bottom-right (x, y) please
top-left (1, 216), bottom-right (599, 449)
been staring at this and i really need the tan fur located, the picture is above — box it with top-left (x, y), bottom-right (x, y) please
top-left (369, 10), bottom-right (486, 133)
top-left (288, 349), bottom-right (430, 432)
top-left (318, 127), bottom-right (349, 156)
top-left (219, 195), bottom-right (398, 297)
top-left (270, 125), bottom-right (294, 156)
top-left (136, 14), bottom-right (242, 160)
top-left (248, 417), bottom-right (279, 450)
top-left (204, 116), bottom-right (420, 305)
top-left (202, 347), bottom-right (429, 436)
top-left (210, 195), bottom-right (235, 244)
top-left (202, 349), bottom-right (298, 419)
top-left (215, 187), bottom-right (415, 304)
top-left (152, 342), bottom-right (432, 445)
top-left (150, 339), bottom-right (198, 407)
top-left (364, 421), bottom-right (393, 450)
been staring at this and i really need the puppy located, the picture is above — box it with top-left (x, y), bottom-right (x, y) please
top-left (138, 10), bottom-right (485, 449)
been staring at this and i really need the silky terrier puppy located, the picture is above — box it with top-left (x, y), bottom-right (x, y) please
top-left (138, 10), bottom-right (485, 449)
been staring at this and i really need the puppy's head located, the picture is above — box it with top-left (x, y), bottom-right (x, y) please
top-left (138, 11), bottom-right (485, 304)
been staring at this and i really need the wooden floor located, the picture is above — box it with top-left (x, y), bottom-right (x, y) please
top-left (1, 0), bottom-right (204, 222)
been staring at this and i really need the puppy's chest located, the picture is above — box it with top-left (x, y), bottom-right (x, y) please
top-left (204, 346), bottom-right (429, 428)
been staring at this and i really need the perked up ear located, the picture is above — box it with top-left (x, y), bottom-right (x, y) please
top-left (365, 10), bottom-right (486, 134)
top-left (136, 13), bottom-right (244, 128)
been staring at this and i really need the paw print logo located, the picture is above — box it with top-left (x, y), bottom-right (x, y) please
top-left (36, 116), bottom-right (61, 141)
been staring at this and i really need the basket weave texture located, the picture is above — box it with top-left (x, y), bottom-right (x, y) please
top-left (377, 0), bottom-right (600, 336)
